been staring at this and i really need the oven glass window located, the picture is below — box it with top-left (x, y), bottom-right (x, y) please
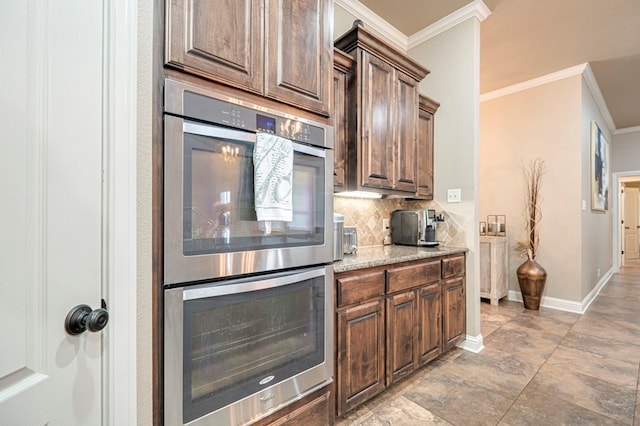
top-left (183, 132), bottom-right (325, 256)
top-left (182, 275), bottom-right (325, 423)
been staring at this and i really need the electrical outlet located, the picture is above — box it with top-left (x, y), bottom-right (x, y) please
top-left (447, 189), bottom-right (461, 203)
top-left (382, 218), bottom-right (390, 233)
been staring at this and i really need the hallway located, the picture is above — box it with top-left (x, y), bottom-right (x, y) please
top-left (337, 262), bottom-right (640, 425)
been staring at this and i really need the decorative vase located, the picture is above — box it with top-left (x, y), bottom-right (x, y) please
top-left (516, 258), bottom-right (547, 310)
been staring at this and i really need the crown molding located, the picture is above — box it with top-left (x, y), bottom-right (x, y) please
top-left (480, 63), bottom-right (617, 133)
top-left (335, 0), bottom-right (408, 51)
top-left (408, 0), bottom-right (491, 50)
top-left (615, 125), bottom-right (640, 135)
top-left (480, 63), bottom-right (588, 103)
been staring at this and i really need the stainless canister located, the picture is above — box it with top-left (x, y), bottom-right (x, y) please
top-left (333, 213), bottom-right (344, 261)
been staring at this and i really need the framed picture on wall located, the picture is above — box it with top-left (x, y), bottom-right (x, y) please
top-left (590, 121), bottom-right (610, 211)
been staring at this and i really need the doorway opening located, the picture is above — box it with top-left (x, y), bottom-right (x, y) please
top-left (613, 172), bottom-right (640, 271)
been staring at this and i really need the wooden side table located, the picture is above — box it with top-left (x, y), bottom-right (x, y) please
top-left (480, 236), bottom-right (508, 305)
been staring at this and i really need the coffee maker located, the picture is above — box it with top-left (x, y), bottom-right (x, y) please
top-left (390, 209), bottom-right (439, 247)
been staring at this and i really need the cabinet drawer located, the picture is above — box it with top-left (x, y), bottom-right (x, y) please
top-left (442, 255), bottom-right (465, 279)
top-left (337, 271), bottom-right (386, 307)
top-left (386, 260), bottom-right (441, 294)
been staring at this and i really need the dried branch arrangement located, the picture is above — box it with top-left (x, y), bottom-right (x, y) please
top-left (517, 158), bottom-right (545, 260)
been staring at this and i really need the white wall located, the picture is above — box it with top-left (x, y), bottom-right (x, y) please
top-left (409, 19), bottom-right (482, 338)
top-left (612, 130), bottom-right (640, 173)
top-left (580, 77), bottom-right (614, 300)
top-left (480, 76), bottom-right (583, 302)
top-left (334, 4), bottom-right (358, 39)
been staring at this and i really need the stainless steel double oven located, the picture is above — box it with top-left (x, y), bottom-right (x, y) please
top-left (163, 79), bottom-right (334, 425)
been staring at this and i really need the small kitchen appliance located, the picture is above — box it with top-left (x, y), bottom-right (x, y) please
top-left (390, 209), bottom-right (439, 247)
top-left (342, 226), bottom-right (358, 254)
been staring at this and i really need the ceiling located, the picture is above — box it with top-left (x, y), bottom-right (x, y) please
top-left (357, 0), bottom-right (640, 130)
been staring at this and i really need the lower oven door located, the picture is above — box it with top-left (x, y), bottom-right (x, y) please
top-left (164, 265), bottom-right (333, 426)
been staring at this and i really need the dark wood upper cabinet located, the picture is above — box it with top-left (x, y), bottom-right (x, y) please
top-left (416, 94), bottom-right (440, 199)
top-left (360, 51), bottom-right (395, 190)
top-left (265, 0), bottom-right (332, 116)
top-left (333, 48), bottom-right (353, 190)
top-left (165, 0), bottom-right (332, 116)
top-left (165, 0), bottom-right (263, 94)
top-left (334, 23), bottom-right (429, 195)
top-left (394, 71), bottom-right (419, 192)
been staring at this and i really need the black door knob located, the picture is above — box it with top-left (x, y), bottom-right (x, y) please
top-left (65, 300), bottom-right (109, 335)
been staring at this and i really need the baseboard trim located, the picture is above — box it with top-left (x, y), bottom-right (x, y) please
top-left (507, 267), bottom-right (614, 314)
top-left (458, 333), bottom-right (484, 353)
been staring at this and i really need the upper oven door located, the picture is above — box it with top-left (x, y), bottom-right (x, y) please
top-left (164, 115), bottom-right (333, 285)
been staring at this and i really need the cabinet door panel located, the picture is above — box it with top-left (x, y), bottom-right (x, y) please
top-left (265, 0), bottom-right (331, 115)
top-left (443, 276), bottom-right (466, 350)
top-left (416, 94), bottom-right (439, 199)
top-left (166, 0), bottom-right (263, 93)
top-left (333, 65), bottom-right (347, 188)
top-left (386, 291), bottom-right (417, 385)
top-left (417, 283), bottom-right (442, 366)
top-left (336, 299), bottom-right (385, 417)
top-left (417, 108), bottom-right (434, 198)
top-left (360, 52), bottom-right (394, 189)
top-left (394, 71), bottom-right (418, 192)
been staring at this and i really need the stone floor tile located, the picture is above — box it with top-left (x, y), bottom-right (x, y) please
top-left (438, 346), bottom-right (537, 397)
top-left (527, 361), bottom-right (636, 424)
top-left (404, 370), bottom-right (515, 426)
top-left (367, 396), bottom-right (453, 425)
top-left (499, 387), bottom-right (627, 425)
top-left (547, 344), bottom-right (640, 389)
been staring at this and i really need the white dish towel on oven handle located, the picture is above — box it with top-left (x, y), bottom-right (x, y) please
top-left (253, 132), bottom-right (293, 234)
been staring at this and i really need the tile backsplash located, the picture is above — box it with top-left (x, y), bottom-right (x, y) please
top-left (333, 196), bottom-right (466, 248)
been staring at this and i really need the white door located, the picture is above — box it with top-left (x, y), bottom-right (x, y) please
top-left (624, 187), bottom-right (640, 260)
top-left (0, 1), bottom-right (105, 423)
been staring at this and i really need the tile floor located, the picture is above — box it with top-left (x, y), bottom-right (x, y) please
top-left (336, 260), bottom-right (640, 425)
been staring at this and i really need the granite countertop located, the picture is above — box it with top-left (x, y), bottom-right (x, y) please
top-left (333, 244), bottom-right (468, 273)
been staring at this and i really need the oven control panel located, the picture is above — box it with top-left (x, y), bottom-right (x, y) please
top-left (180, 90), bottom-right (325, 147)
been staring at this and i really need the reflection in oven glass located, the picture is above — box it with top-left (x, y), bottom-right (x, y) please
top-left (184, 133), bottom-right (324, 256)
top-left (189, 286), bottom-right (320, 403)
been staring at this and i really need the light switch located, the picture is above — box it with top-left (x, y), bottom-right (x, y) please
top-left (582, 200), bottom-right (586, 210)
top-left (447, 189), bottom-right (461, 203)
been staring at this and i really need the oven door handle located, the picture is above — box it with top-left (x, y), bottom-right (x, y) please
top-left (182, 267), bottom-right (326, 300)
top-left (183, 121), bottom-right (326, 158)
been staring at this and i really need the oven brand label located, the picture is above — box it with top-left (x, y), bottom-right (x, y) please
top-left (259, 375), bottom-right (275, 386)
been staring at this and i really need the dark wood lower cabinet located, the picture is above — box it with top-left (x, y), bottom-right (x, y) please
top-left (416, 282), bottom-right (443, 366)
top-left (335, 253), bottom-right (466, 418)
top-left (443, 276), bottom-right (466, 351)
top-left (336, 299), bottom-right (385, 417)
top-left (386, 291), bottom-right (417, 385)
